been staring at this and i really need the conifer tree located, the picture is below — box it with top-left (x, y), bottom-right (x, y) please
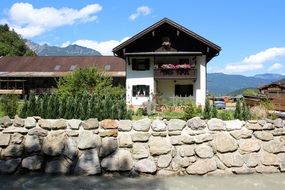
top-left (88, 94), bottom-right (96, 118)
top-left (46, 95), bottom-right (54, 119)
top-left (27, 91), bottom-right (36, 116)
top-left (64, 97), bottom-right (73, 119)
top-left (203, 98), bottom-right (212, 119)
top-left (234, 99), bottom-right (242, 120)
top-left (19, 96), bottom-right (28, 118)
top-left (242, 100), bottom-right (251, 120)
top-left (41, 93), bottom-right (49, 118)
top-left (212, 105), bottom-right (218, 118)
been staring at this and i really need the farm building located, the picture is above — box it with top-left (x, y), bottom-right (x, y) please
top-left (0, 56), bottom-right (125, 96)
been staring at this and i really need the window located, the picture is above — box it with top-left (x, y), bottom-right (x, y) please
top-left (175, 84), bottom-right (193, 97)
top-left (69, 65), bottom-right (77, 71)
top-left (54, 65), bottom-right (61, 71)
top-left (132, 85), bottom-right (150, 97)
top-left (132, 59), bottom-right (150, 71)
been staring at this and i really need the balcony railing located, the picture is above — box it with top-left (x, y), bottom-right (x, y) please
top-left (154, 68), bottom-right (196, 79)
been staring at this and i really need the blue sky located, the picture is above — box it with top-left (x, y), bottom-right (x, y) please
top-left (0, 0), bottom-right (285, 76)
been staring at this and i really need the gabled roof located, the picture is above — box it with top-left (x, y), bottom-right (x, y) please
top-left (113, 18), bottom-right (221, 60)
top-left (0, 56), bottom-right (125, 77)
top-left (259, 82), bottom-right (285, 90)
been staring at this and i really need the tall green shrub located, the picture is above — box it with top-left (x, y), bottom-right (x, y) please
top-left (203, 98), bottom-right (212, 119)
top-left (184, 100), bottom-right (197, 119)
top-left (234, 100), bottom-right (242, 120)
top-left (19, 96), bottom-right (28, 118)
top-left (0, 94), bottom-right (19, 118)
top-left (212, 105), bottom-right (218, 118)
top-left (27, 91), bottom-right (36, 116)
top-left (242, 101), bottom-right (251, 120)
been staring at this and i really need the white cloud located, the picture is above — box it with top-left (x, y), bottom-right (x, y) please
top-left (223, 47), bottom-right (285, 73)
top-left (3, 3), bottom-right (102, 38)
top-left (61, 41), bottom-right (71, 47)
top-left (63, 37), bottom-right (129, 55)
top-left (129, 6), bottom-right (151, 21)
top-left (268, 63), bottom-right (283, 72)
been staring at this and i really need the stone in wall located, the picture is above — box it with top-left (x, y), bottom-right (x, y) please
top-left (187, 117), bottom-right (207, 130)
top-left (195, 145), bottom-right (214, 158)
top-left (101, 149), bottom-right (133, 171)
top-left (230, 128), bottom-right (252, 140)
top-left (45, 157), bottom-right (72, 174)
top-left (0, 134), bottom-right (10, 147)
top-left (63, 137), bottom-right (78, 160)
top-left (208, 118), bottom-right (226, 131)
top-left (0, 116), bottom-right (12, 127)
top-left (118, 133), bottom-right (132, 148)
top-left (100, 119), bottom-right (118, 129)
top-left (213, 132), bottom-right (238, 153)
top-left (67, 119), bottom-right (81, 130)
top-left (24, 135), bottom-right (41, 153)
top-left (132, 143), bottom-right (149, 159)
top-left (22, 155), bottom-right (42, 170)
top-left (24, 117), bottom-right (36, 129)
top-left (42, 130), bottom-right (66, 156)
top-left (238, 139), bottom-right (260, 154)
top-left (133, 118), bottom-right (151, 132)
top-left (194, 134), bottom-right (213, 144)
top-left (74, 149), bottom-right (101, 175)
top-left (253, 131), bottom-right (274, 141)
top-left (243, 153), bottom-right (259, 167)
top-left (151, 119), bottom-right (166, 132)
top-left (217, 152), bottom-right (244, 167)
top-left (78, 131), bottom-right (101, 150)
top-left (2, 126), bottom-right (28, 134)
top-left (14, 116), bottom-right (24, 127)
top-left (263, 139), bottom-right (285, 153)
top-left (131, 132), bottom-right (151, 142)
top-left (118, 120), bottom-right (132, 131)
top-left (157, 154), bottom-right (172, 168)
top-left (134, 159), bottom-right (156, 173)
top-left (224, 120), bottom-right (244, 131)
top-left (167, 119), bottom-right (186, 131)
top-left (99, 137), bottom-right (118, 157)
top-left (186, 158), bottom-right (217, 175)
top-left (81, 118), bottom-right (99, 130)
top-left (0, 158), bottom-right (21, 174)
top-left (51, 119), bottom-right (67, 130)
top-left (149, 137), bottom-right (172, 156)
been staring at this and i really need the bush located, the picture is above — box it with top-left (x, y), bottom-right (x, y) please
top-left (217, 110), bottom-right (234, 120)
top-left (21, 93), bottom-right (129, 120)
top-left (0, 94), bottom-right (19, 118)
top-left (184, 100), bottom-right (198, 119)
top-left (234, 100), bottom-right (242, 120)
top-left (203, 98), bottom-right (212, 119)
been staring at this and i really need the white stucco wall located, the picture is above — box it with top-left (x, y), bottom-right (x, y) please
top-left (126, 57), bottom-right (154, 106)
top-left (194, 55), bottom-right (206, 106)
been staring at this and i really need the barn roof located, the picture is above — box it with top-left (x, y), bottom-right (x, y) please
top-left (0, 56), bottom-right (126, 77)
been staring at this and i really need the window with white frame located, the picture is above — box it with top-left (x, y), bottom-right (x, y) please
top-left (132, 85), bottom-right (150, 97)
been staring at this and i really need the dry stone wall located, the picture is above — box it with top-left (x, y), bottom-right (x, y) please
top-left (0, 115), bottom-right (285, 176)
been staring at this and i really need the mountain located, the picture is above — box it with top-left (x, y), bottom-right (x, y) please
top-left (276, 77), bottom-right (285, 85)
top-left (207, 73), bottom-right (281, 96)
top-left (26, 40), bottom-right (101, 56)
top-left (254, 73), bottom-right (285, 81)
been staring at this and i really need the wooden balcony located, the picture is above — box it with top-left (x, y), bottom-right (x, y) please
top-left (154, 68), bottom-right (196, 80)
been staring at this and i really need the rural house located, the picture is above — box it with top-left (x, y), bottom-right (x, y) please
top-left (113, 18), bottom-right (221, 106)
